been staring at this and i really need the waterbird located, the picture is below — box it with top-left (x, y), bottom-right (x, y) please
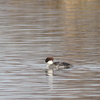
top-left (45, 57), bottom-right (73, 76)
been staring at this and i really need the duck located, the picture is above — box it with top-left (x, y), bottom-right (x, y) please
top-left (45, 57), bottom-right (73, 75)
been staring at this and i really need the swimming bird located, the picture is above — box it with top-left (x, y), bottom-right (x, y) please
top-left (45, 57), bottom-right (73, 70)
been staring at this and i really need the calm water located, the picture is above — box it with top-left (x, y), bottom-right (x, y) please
top-left (0, 0), bottom-right (100, 100)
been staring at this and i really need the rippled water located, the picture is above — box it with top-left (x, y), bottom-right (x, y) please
top-left (0, 0), bottom-right (100, 100)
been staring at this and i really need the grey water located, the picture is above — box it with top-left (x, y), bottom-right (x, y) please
top-left (0, 0), bottom-right (100, 100)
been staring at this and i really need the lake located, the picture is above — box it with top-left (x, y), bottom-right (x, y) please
top-left (0, 0), bottom-right (100, 100)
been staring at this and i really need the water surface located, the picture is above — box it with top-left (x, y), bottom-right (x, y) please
top-left (0, 0), bottom-right (100, 100)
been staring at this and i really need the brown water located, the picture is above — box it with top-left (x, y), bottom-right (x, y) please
top-left (0, 0), bottom-right (100, 100)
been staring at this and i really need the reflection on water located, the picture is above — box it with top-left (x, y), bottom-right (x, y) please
top-left (0, 0), bottom-right (100, 100)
